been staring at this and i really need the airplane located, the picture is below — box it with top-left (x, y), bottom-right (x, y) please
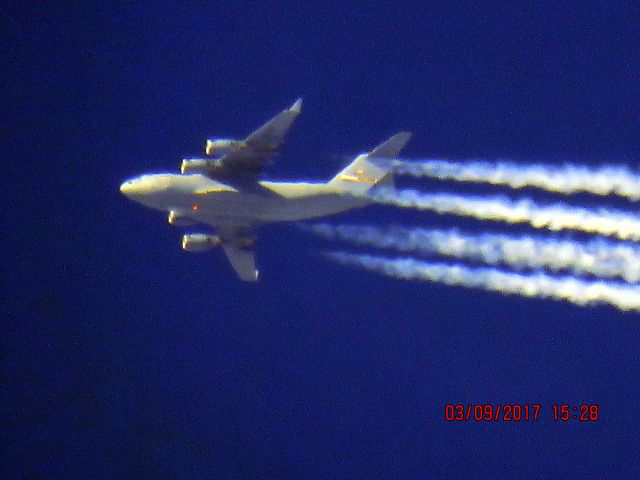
top-left (119, 99), bottom-right (411, 281)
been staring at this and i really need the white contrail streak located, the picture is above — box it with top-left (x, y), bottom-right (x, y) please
top-left (325, 251), bottom-right (640, 312)
top-left (369, 189), bottom-right (640, 242)
top-left (307, 224), bottom-right (640, 283)
top-left (395, 160), bottom-right (640, 201)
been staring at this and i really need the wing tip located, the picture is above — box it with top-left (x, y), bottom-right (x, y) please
top-left (290, 98), bottom-right (303, 113)
top-left (238, 269), bottom-right (259, 282)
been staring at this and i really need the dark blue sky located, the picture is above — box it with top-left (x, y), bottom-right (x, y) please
top-left (3, 2), bottom-right (640, 478)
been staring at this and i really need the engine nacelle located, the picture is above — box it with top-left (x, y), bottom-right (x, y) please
top-left (180, 158), bottom-right (208, 174)
top-left (181, 158), bottom-right (225, 175)
top-left (181, 234), bottom-right (222, 252)
top-left (168, 210), bottom-right (194, 226)
top-left (205, 138), bottom-right (245, 156)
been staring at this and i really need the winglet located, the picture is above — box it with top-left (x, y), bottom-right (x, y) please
top-left (289, 98), bottom-right (303, 113)
top-left (368, 131), bottom-right (412, 158)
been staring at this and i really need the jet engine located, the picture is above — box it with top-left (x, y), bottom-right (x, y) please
top-left (181, 234), bottom-right (222, 252)
top-left (168, 210), bottom-right (194, 226)
top-left (180, 158), bottom-right (223, 174)
top-left (205, 138), bottom-right (245, 156)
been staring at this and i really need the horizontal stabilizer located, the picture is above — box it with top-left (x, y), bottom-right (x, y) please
top-left (328, 132), bottom-right (412, 194)
top-left (368, 131), bottom-right (412, 159)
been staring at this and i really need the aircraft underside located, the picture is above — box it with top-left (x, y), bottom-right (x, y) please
top-left (184, 190), bottom-right (372, 226)
top-left (120, 98), bottom-right (411, 280)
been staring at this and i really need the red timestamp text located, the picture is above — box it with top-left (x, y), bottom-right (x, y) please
top-left (552, 404), bottom-right (599, 422)
top-left (445, 404), bottom-right (541, 422)
top-left (444, 404), bottom-right (601, 422)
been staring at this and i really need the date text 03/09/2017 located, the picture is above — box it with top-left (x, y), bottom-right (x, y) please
top-left (444, 404), bottom-right (600, 422)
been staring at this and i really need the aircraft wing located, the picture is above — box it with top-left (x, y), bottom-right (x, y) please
top-left (216, 98), bottom-right (302, 178)
top-left (217, 226), bottom-right (259, 282)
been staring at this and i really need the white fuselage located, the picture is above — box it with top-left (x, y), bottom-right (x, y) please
top-left (120, 173), bottom-right (371, 227)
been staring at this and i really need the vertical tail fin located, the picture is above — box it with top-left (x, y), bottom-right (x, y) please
top-left (328, 132), bottom-right (411, 194)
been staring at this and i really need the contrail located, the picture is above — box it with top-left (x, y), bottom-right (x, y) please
top-left (369, 188), bottom-right (640, 242)
top-left (394, 160), bottom-right (640, 201)
top-left (325, 251), bottom-right (640, 312)
top-left (307, 224), bottom-right (640, 283)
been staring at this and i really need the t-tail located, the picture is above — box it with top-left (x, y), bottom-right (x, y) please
top-left (327, 132), bottom-right (411, 195)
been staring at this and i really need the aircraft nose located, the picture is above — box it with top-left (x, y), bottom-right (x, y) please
top-left (120, 181), bottom-right (134, 196)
